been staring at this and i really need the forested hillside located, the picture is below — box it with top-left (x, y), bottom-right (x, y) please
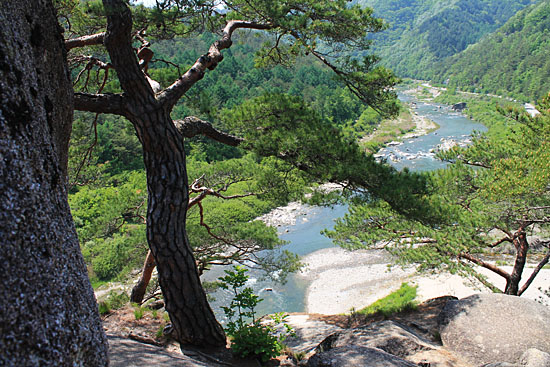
top-left (428, 0), bottom-right (550, 100)
top-left (356, 0), bottom-right (536, 78)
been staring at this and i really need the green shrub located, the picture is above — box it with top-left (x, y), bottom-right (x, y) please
top-left (97, 290), bottom-right (129, 315)
top-left (98, 301), bottom-right (110, 315)
top-left (219, 266), bottom-right (295, 363)
top-left (107, 290), bottom-right (129, 310)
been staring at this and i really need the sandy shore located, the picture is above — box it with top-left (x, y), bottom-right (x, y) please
top-left (256, 201), bottom-right (311, 227)
top-left (300, 247), bottom-right (550, 314)
top-left (404, 112), bottom-right (438, 138)
top-left (257, 183), bottom-right (343, 228)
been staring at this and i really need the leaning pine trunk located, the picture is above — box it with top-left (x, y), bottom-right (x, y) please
top-left (130, 109), bottom-right (226, 346)
top-left (505, 233), bottom-right (529, 295)
top-left (130, 250), bottom-right (156, 304)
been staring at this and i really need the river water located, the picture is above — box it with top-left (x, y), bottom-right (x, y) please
top-left (203, 93), bottom-right (486, 322)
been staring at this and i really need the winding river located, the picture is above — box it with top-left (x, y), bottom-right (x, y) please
top-left (203, 92), bottom-right (486, 321)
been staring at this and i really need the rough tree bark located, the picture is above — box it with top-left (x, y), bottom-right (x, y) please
top-left (0, 0), bottom-right (108, 365)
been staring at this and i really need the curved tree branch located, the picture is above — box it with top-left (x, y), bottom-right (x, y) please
top-left (518, 247), bottom-right (550, 296)
top-left (74, 92), bottom-right (126, 115)
top-left (174, 116), bottom-right (243, 146)
top-left (458, 252), bottom-right (511, 280)
top-left (157, 20), bottom-right (273, 109)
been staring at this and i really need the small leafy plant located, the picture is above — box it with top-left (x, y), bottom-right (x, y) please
top-left (219, 266), bottom-right (295, 363)
top-left (97, 290), bottom-right (129, 315)
top-left (133, 304), bottom-right (144, 320)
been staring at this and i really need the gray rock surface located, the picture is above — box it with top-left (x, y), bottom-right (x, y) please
top-left (285, 314), bottom-right (344, 353)
top-left (315, 320), bottom-right (436, 359)
top-left (306, 346), bottom-right (417, 367)
top-left (108, 335), bottom-right (212, 367)
top-left (439, 294), bottom-right (550, 365)
top-left (304, 320), bottom-right (471, 367)
top-left (521, 349), bottom-right (550, 367)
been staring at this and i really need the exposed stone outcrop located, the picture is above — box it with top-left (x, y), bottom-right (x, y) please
top-left (439, 294), bottom-right (550, 365)
top-left (520, 349), bottom-right (550, 367)
top-left (314, 321), bottom-right (436, 359)
top-left (482, 348), bottom-right (550, 367)
top-left (284, 314), bottom-right (344, 354)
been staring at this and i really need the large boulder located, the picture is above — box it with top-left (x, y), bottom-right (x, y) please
top-left (481, 349), bottom-right (550, 367)
top-left (439, 294), bottom-right (550, 365)
top-left (520, 348), bottom-right (550, 367)
top-left (451, 102), bottom-right (467, 111)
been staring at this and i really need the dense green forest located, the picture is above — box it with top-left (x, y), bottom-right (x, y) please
top-left (355, 0), bottom-right (535, 78)
top-left (427, 0), bottom-right (550, 101)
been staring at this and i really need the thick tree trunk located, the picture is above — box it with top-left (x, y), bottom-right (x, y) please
top-left (130, 250), bottom-right (156, 303)
top-left (129, 109), bottom-right (226, 346)
top-left (505, 233), bottom-right (529, 295)
top-left (0, 1), bottom-right (108, 365)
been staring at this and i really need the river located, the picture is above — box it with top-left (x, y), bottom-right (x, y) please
top-left (203, 92), bottom-right (486, 322)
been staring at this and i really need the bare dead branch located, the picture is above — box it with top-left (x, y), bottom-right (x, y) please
top-left (197, 202), bottom-right (234, 246)
top-left (488, 237), bottom-right (513, 248)
top-left (151, 58), bottom-right (182, 75)
top-left (69, 114), bottom-right (99, 190)
top-left (174, 116), bottom-right (243, 146)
